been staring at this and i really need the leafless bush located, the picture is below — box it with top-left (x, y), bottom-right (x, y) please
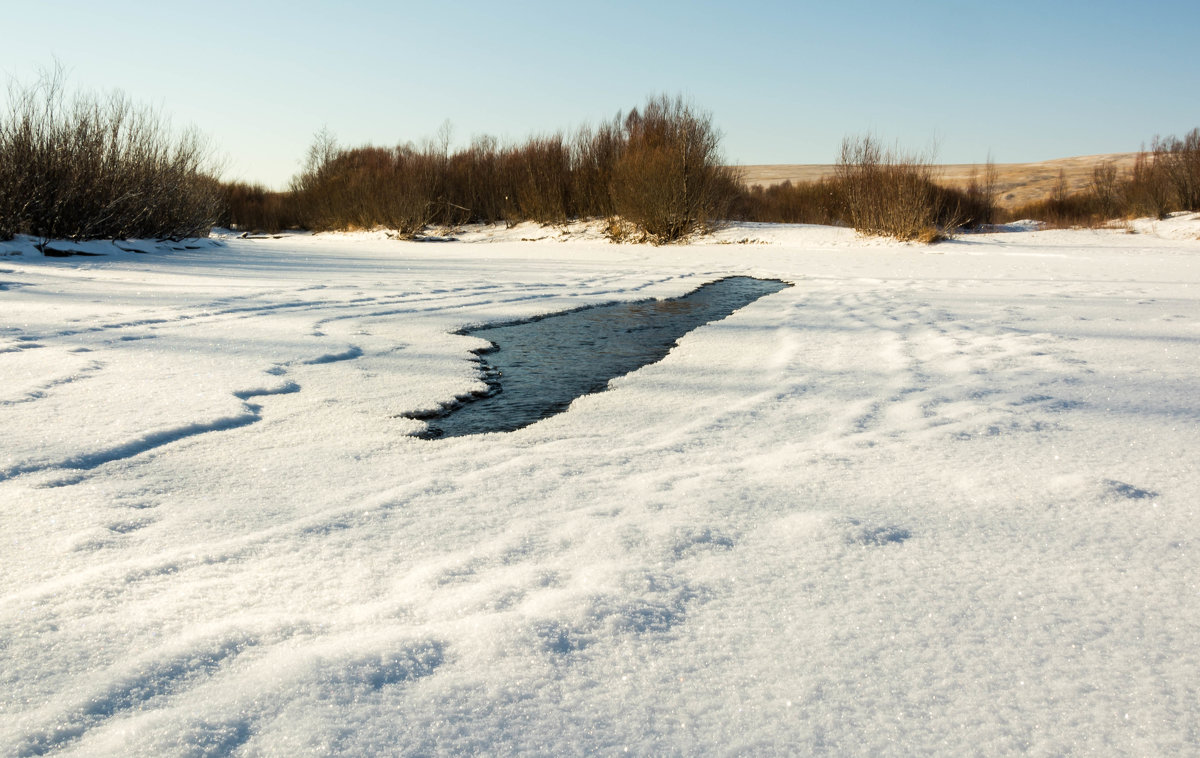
top-left (1023, 168), bottom-right (1096, 226)
top-left (289, 132), bottom-right (441, 236)
top-left (570, 119), bottom-right (622, 219)
top-left (1088, 161), bottom-right (1123, 220)
top-left (498, 134), bottom-right (572, 224)
top-left (0, 68), bottom-right (220, 242)
top-left (450, 135), bottom-right (503, 224)
top-left (962, 157), bottom-right (999, 226)
top-left (729, 179), bottom-right (844, 225)
top-left (217, 182), bottom-right (299, 232)
top-left (287, 128), bottom-right (339, 230)
top-left (1124, 151), bottom-right (1172, 220)
top-left (835, 135), bottom-right (959, 241)
top-left (1003, 133), bottom-right (1199, 227)
top-left (1152, 128), bottom-right (1200, 211)
top-left (1088, 135), bottom-right (1199, 222)
top-left (608, 95), bottom-right (741, 243)
top-left (283, 95), bottom-right (739, 242)
top-left (1007, 192), bottom-right (1101, 228)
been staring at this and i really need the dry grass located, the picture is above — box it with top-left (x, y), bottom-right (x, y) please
top-left (737, 135), bottom-right (1200, 233)
top-left (1003, 131), bottom-right (1200, 226)
top-left (739, 153), bottom-right (1142, 211)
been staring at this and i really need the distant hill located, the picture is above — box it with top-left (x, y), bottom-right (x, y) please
top-left (737, 153), bottom-right (1140, 209)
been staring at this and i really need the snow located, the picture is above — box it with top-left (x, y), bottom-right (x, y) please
top-left (2, 217), bottom-right (1200, 755)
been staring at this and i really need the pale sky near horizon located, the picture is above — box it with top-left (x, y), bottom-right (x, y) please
top-left (5, 0), bottom-right (1198, 188)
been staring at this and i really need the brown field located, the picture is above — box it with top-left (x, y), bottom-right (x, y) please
top-left (738, 153), bottom-right (1139, 209)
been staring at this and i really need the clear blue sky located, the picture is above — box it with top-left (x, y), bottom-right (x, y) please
top-left (5, 0), bottom-right (1198, 188)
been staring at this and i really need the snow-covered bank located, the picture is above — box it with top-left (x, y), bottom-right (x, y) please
top-left (2, 220), bottom-right (1199, 755)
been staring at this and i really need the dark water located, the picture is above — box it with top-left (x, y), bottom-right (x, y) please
top-left (409, 276), bottom-right (791, 438)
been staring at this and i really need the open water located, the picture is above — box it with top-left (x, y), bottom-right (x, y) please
top-left (412, 276), bottom-right (791, 438)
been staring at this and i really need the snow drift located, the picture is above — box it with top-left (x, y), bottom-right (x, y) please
top-left (2, 218), bottom-right (1199, 755)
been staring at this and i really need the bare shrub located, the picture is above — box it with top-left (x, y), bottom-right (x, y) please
top-left (498, 134), bottom-right (573, 224)
top-left (283, 95), bottom-right (739, 242)
top-left (729, 179), bottom-right (844, 225)
top-left (570, 119), bottom-right (622, 219)
top-left (1125, 150), bottom-right (1172, 219)
top-left (1088, 161), bottom-right (1124, 220)
top-left (289, 133), bottom-right (441, 236)
top-left (1003, 130), bottom-right (1198, 227)
top-left (835, 135), bottom-right (958, 241)
top-left (609, 95), bottom-right (741, 243)
top-left (0, 67), bottom-right (220, 242)
top-left (217, 182), bottom-right (299, 232)
top-left (1153, 128), bottom-right (1200, 211)
top-left (1039, 169), bottom-right (1101, 226)
top-left (961, 157), bottom-right (999, 226)
top-left (290, 128), bottom-right (577, 234)
top-left (450, 135), bottom-right (503, 224)
top-left (1007, 192), bottom-right (1101, 228)
top-left (384, 145), bottom-right (442, 234)
top-left (288, 128), bottom-right (341, 230)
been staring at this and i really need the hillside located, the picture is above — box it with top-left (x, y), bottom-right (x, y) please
top-left (739, 153), bottom-right (1140, 209)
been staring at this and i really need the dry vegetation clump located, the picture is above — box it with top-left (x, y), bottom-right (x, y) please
top-left (569, 121), bottom-right (621, 219)
top-left (0, 69), bottom-right (220, 243)
top-left (728, 138), bottom-right (997, 240)
top-left (1006, 168), bottom-right (1106, 227)
top-left (729, 178), bottom-right (844, 225)
top-left (211, 120), bottom-right (1200, 240)
top-left (280, 95), bottom-right (738, 243)
top-left (833, 135), bottom-right (993, 242)
top-left (285, 129), bottom-right (578, 235)
top-left (289, 131), bottom-right (443, 236)
top-left (961, 159), bottom-right (1000, 226)
top-left (608, 95), bottom-right (742, 243)
top-left (835, 135), bottom-right (941, 241)
top-left (1004, 130), bottom-right (1200, 227)
top-left (499, 134), bottom-right (574, 225)
top-left (1152, 128), bottom-right (1200, 211)
top-left (216, 181), bottom-right (298, 233)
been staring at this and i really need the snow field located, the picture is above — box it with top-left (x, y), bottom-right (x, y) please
top-left (2, 218), bottom-right (1199, 755)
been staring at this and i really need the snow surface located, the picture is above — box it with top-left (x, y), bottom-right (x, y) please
top-left (2, 218), bottom-right (1200, 756)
